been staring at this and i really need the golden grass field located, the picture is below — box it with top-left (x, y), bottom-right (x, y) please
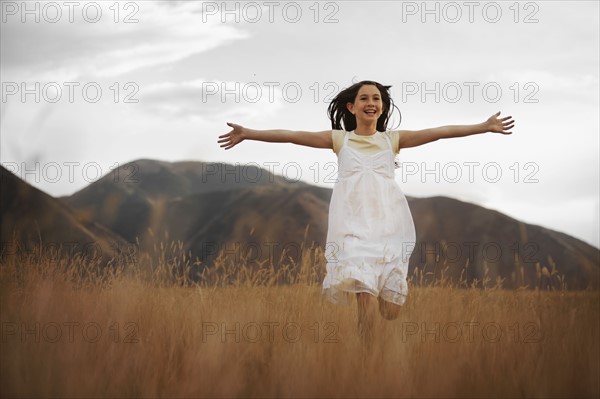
top-left (1, 243), bottom-right (599, 398)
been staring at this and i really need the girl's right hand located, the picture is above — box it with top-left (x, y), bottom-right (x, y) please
top-left (218, 122), bottom-right (246, 150)
top-left (485, 111), bottom-right (514, 134)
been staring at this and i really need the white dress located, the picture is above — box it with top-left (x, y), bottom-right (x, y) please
top-left (322, 130), bottom-right (416, 306)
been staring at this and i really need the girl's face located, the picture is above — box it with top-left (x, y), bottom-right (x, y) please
top-left (347, 84), bottom-right (384, 123)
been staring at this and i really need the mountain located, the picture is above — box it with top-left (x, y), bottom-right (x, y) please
top-left (60, 159), bottom-right (599, 290)
top-left (0, 166), bottom-right (128, 264)
top-left (60, 159), bottom-right (294, 243)
top-left (409, 196), bottom-right (599, 289)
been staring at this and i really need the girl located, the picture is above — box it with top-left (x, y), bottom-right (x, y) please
top-left (218, 80), bottom-right (514, 344)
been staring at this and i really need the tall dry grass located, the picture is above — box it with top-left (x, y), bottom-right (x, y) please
top-left (1, 241), bottom-right (598, 398)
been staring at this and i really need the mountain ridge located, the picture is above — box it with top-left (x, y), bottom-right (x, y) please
top-left (3, 159), bottom-right (598, 289)
top-left (0, 166), bottom-right (128, 263)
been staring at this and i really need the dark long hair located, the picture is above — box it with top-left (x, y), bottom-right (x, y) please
top-left (327, 80), bottom-right (401, 132)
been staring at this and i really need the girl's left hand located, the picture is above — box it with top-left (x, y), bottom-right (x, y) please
top-left (218, 122), bottom-right (246, 150)
top-left (486, 111), bottom-right (514, 134)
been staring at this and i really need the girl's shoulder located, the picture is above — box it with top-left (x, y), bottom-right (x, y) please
top-left (331, 130), bottom-right (346, 155)
top-left (332, 129), bottom-right (348, 140)
top-left (384, 130), bottom-right (401, 154)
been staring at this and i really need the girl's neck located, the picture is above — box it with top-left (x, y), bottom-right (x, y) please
top-left (354, 122), bottom-right (378, 136)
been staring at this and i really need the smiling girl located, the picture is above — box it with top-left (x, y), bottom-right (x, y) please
top-left (218, 80), bottom-right (514, 345)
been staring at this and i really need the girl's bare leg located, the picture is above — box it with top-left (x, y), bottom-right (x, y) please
top-left (378, 296), bottom-right (401, 320)
top-left (356, 292), bottom-right (376, 347)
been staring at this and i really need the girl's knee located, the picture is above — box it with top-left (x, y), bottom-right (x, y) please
top-left (378, 297), bottom-right (401, 320)
top-left (356, 292), bottom-right (376, 305)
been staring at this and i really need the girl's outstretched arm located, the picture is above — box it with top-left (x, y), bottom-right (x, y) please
top-left (397, 111), bottom-right (514, 149)
top-left (218, 123), bottom-right (332, 150)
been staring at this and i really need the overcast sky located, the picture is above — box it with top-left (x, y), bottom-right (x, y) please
top-left (1, 0), bottom-right (599, 248)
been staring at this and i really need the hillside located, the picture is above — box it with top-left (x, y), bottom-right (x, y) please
top-left (59, 159), bottom-right (599, 289)
top-left (0, 166), bottom-right (127, 264)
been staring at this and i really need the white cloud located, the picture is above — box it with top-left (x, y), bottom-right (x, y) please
top-left (0, 2), bottom-right (249, 81)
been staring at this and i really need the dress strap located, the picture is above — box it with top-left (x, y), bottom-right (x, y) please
top-left (382, 131), bottom-right (393, 151)
top-left (343, 130), bottom-right (350, 146)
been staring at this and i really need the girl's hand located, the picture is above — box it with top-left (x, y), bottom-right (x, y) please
top-left (218, 122), bottom-right (246, 150)
top-left (486, 111), bottom-right (514, 134)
